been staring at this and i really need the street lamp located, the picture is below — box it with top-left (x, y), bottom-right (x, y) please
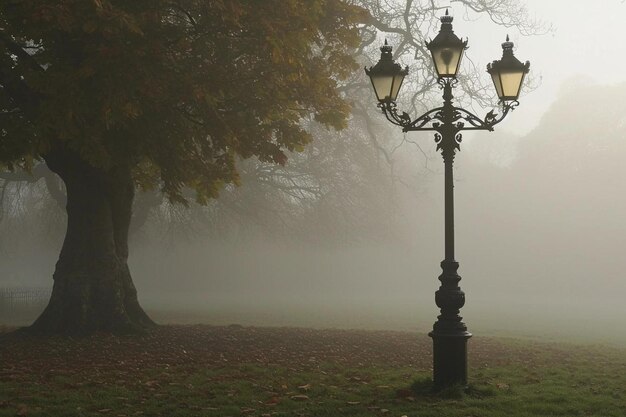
top-left (365, 11), bottom-right (529, 390)
top-left (365, 39), bottom-right (409, 102)
top-left (488, 36), bottom-right (531, 101)
top-left (426, 10), bottom-right (467, 78)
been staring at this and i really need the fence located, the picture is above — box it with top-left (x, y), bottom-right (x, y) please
top-left (0, 287), bottom-right (51, 324)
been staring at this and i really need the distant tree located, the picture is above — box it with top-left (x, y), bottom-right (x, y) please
top-left (0, 0), bottom-right (366, 334)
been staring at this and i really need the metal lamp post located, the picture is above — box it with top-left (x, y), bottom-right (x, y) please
top-left (365, 10), bottom-right (530, 390)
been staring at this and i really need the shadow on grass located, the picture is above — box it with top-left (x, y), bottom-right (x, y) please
top-left (410, 377), bottom-right (497, 400)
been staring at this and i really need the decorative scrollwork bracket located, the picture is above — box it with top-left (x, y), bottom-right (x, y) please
top-left (378, 98), bottom-right (519, 134)
top-left (379, 77), bottom-right (516, 129)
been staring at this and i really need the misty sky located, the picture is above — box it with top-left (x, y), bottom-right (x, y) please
top-left (457, 0), bottom-right (625, 135)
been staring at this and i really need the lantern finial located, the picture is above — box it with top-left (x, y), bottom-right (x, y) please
top-left (380, 39), bottom-right (393, 56)
top-left (502, 36), bottom-right (514, 56)
top-left (441, 8), bottom-right (453, 24)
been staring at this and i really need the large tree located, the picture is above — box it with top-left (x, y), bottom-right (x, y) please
top-left (0, 0), bottom-right (365, 334)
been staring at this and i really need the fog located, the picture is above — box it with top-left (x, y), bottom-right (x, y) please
top-left (3, 1), bottom-right (626, 344)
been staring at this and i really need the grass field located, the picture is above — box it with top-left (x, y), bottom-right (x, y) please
top-left (1, 325), bottom-right (626, 417)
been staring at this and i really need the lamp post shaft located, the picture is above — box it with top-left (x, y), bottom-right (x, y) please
top-left (445, 155), bottom-right (455, 261)
top-left (429, 80), bottom-right (472, 390)
top-left (443, 83), bottom-right (456, 263)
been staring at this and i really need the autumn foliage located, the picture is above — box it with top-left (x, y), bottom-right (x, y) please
top-left (1, 0), bottom-right (366, 201)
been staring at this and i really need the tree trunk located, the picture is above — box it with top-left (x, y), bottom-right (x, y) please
top-left (29, 147), bottom-right (155, 334)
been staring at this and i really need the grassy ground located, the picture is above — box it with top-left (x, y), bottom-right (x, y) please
top-left (1, 325), bottom-right (626, 417)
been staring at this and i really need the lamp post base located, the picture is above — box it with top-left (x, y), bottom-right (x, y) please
top-left (429, 260), bottom-right (472, 390)
top-left (429, 330), bottom-right (472, 390)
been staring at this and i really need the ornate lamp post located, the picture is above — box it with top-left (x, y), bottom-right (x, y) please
top-left (365, 10), bottom-right (529, 390)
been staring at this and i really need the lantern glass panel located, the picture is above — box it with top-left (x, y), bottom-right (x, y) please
top-left (490, 72), bottom-right (503, 98)
top-left (371, 76), bottom-right (394, 101)
top-left (390, 74), bottom-right (406, 101)
top-left (432, 46), bottom-right (464, 77)
top-left (499, 70), bottom-right (525, 99)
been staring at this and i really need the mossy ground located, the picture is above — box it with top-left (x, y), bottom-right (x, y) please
top-left (1, 325), bottom-right (625, 416)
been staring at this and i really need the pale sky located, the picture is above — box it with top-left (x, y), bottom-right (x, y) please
top-left (454, 0), bottom-right (626, 135)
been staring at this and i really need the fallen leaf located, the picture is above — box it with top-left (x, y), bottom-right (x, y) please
top-left (396, 388), bottom-right (412, 398)
top-left (264, 396), bottom-right (280, 405)
top-left (16, 404), bottom-right (29, 416)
